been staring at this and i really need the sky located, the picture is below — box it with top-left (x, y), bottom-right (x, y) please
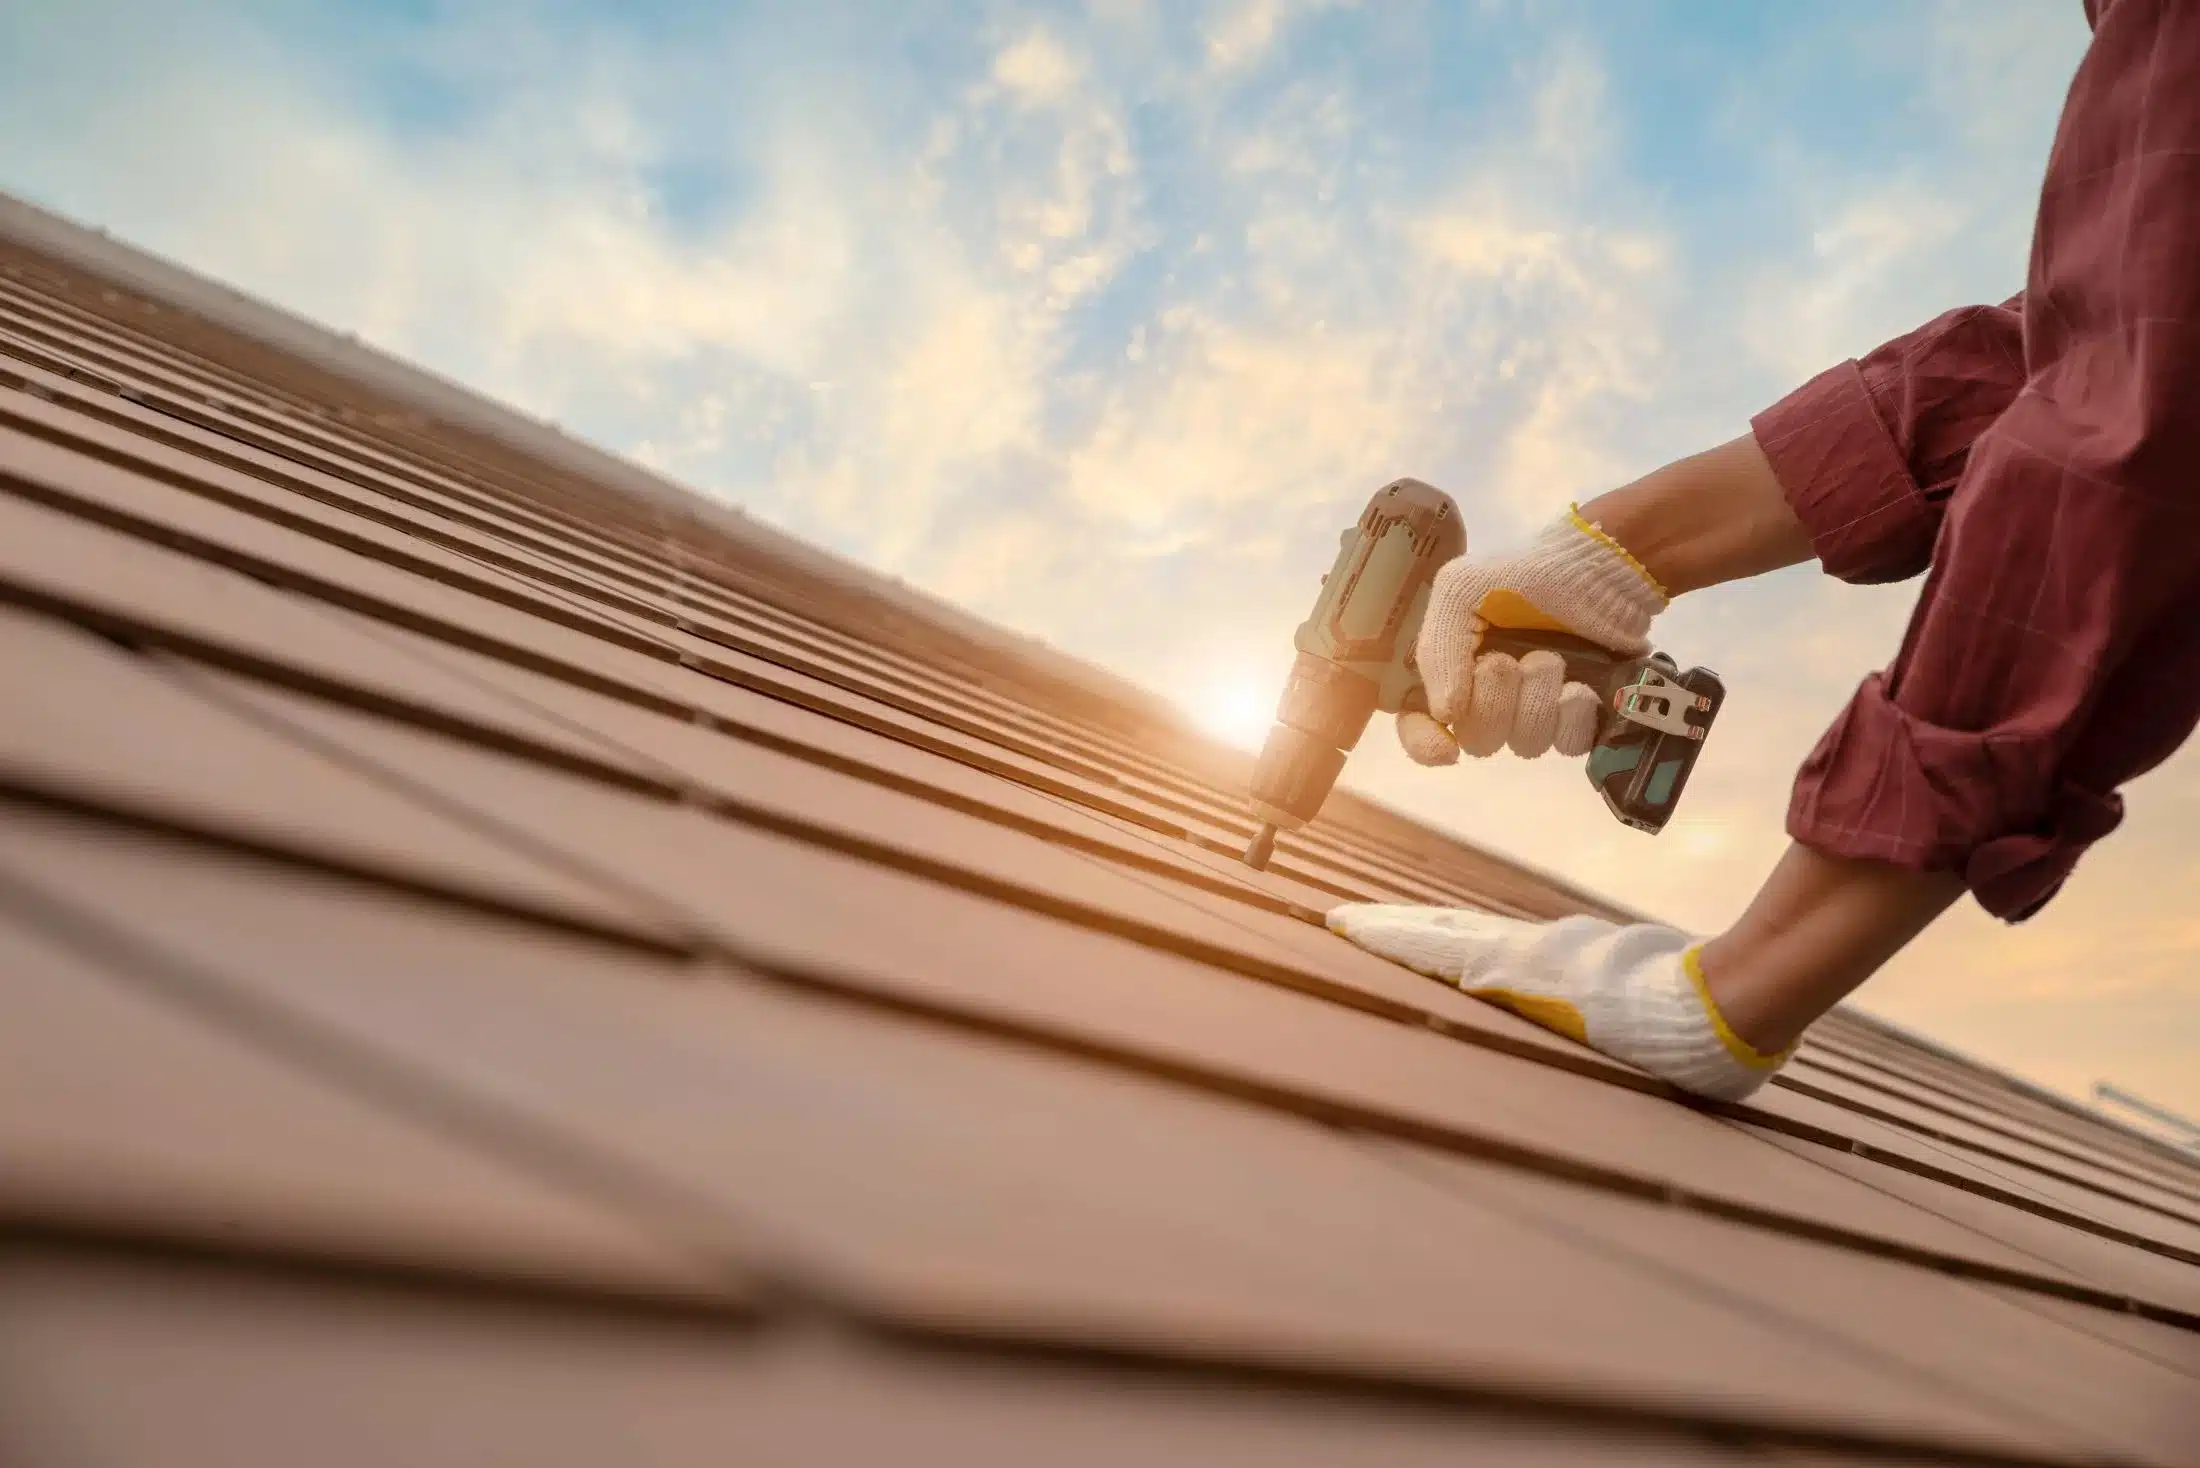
top-left (5, 0), bottom-right (2196, 1125)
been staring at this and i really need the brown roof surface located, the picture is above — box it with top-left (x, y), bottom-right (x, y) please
top-left (1, 193), bottom-right (2196, 1467)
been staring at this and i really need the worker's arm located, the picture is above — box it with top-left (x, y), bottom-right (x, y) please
top-left (1578, 433), bottom-right (1812, 597)
top-left (1742, 297), bottom-right (2028, 587)
top-left (1585, 284), bottom-right (2034, 597)
top-left (1786, 0), bottom-right (2200, 922)
top-left (1408, 288), bottom-right (2037, 764)
top-left (1346, 0), bottom-right (2200, 1099)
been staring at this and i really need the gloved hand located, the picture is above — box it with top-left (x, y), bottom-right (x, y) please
top-left (1325, 906), bottom-right (1796, 1102)
top-left (1398, 506), bottom-right (1668, 766)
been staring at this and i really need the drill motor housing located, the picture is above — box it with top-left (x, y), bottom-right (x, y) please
top-left (1245, 480), bottom-right (1724, 863)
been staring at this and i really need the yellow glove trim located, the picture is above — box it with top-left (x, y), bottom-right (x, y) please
top-left (1681, 944), bottom-right (1794, 1072)
top-left (1467, 986), bottom-right (1589, 1046)
top-left (1567, 504), bottom-right (1670, 604)
top-left (1473, 587), bottom-right (1576, 634)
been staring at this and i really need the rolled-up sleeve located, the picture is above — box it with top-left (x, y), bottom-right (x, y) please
top-left (1752, 299), bottom-right (2026, 584)
top-left (1784, 0), bottom-right (2200, 920)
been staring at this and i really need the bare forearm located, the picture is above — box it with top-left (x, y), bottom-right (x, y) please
top-left (1580, 433), bottom-right (1813, 597)
top-left (1698, 843), bottom-right (1966, 1053)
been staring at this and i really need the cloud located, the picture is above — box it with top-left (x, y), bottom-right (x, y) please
top-left (1735, 0), bottom-right (2085, 371)
top-left (1201, 0), bottom-right (1355, 75)
top-left (992, 29), bottom-right (1082, 103)
top-left (2, 0), bottom-right (1660, 638)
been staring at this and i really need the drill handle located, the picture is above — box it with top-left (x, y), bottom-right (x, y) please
top-left (1471, 625), bottom-right (1640, 694)
top-left (1399, 625), bottom-right (1648, 725)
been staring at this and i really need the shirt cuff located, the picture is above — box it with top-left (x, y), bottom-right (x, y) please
top-left (1750, 360), bottom-right (1941, 585)
top-left (1786, 673), bottom-right (2125, 922)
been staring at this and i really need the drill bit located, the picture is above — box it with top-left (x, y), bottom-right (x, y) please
top-left (1242, 822), bottom-right (1277, 870)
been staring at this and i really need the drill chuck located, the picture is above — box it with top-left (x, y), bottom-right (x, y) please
top-left (1247, 651), bottom-right (1379, 835)
top-left (1243, 674), bottom-right (1359, 871)
top-left (1249, 720), bottom-right (1351, 827)
top-left (1270, 651), bottom-right (1382, 749)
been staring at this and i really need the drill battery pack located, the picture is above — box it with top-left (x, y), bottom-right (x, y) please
top-left (1587, 655), bottom-right (1725, 833)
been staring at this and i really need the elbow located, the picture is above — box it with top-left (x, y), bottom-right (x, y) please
top-left (2019, 332), bottom-right (2200, 508)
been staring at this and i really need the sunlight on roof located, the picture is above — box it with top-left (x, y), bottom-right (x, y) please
top-left (1185, 673), bottom-right (1276, 751)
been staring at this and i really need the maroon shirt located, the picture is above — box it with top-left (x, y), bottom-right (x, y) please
top-left (1749, 0), bottom-right (2200, 921)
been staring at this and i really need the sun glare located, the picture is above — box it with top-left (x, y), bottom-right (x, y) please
top-left (1188, 674), bottom-right (1277, 751)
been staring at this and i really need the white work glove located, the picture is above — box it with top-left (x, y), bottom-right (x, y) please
top-left (1326, 907), bottom-right (1796, 1101)
top-left (1399, 506), bottom-right (1668, 767)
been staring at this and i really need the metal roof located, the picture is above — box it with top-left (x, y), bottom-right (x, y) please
top-left (2, 193), bottom-right (2195, 1467)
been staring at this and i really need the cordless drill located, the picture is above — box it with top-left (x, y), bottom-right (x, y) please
top-left (1240, 478), bottom-right (1726, 870)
